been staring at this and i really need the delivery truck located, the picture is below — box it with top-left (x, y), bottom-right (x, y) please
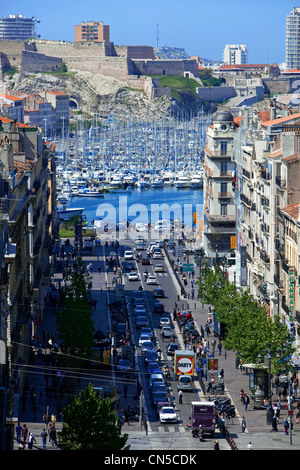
top-left (190, 401), bottom-right (216, 437)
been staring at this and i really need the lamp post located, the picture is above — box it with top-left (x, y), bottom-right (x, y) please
top-left (258, 343), bottom-right (281, 425)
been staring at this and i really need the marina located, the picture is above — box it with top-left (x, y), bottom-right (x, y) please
top-left (55, 110), bottom-right (209, 225)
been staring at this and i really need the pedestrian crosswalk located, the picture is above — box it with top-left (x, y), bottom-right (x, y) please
top-left (148, 424), bottom-right (188, 433)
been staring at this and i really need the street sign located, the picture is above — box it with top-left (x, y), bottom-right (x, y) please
top-left (182, 263), bottom-right (194, 272)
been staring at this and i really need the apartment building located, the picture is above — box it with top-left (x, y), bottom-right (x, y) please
top-left (203, 110), bottom-right (237, 262)
top-left (0, 116), bottom-right (57, 436)
top-left (0, 93), bottom-right (24, 124)
top-left (44, 91), bottom-right (69, 138)
top-left (232, 104), bottom-right (300, 346)
top-left (286, 7), bottom-right (300, 70)
top-left (0, 14), bottom-right (37, 41)
top-left (74, 21), bottom-right (110, 43)
top-left (223, 44), bottom-right (248, 65)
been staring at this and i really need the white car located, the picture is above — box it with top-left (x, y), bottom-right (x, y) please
top-left (139, 334), bottom-right (152, 347)
top-left (154, 264), bottom-right (164, 272)
top-left (159, 406), bottom-right (178, 424)
top-left (161, 326), bottom-right (173, 338)
top-left (146, 275), bottom-right (158, 285)
top-left (159, 317), bottom-right (171, 328)
top-left (124, 250), bottom-right (134, 260)
top-left (153, 251), bottom-right (164, 259)
top-left (135, 236), bottom-right (145, 245)
top-left (128, 272), bottom-right (139, 281)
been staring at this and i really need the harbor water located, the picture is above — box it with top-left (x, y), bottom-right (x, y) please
top-left (68, 186), bottom-right (203, 227)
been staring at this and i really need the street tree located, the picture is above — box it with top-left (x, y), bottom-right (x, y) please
top-left (57, 383), bottom-right (129, 450)
top-left (197, 265), bottom-right (294, 372)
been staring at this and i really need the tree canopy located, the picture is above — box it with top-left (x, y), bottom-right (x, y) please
top-left (197, 264), bottom-right (295, 374)
top-left (57, 383), bottom-right (129, 450)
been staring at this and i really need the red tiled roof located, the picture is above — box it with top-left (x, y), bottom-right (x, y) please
top-left (0, 115), bottom-right (31, 128)
top-left (281, 203), bottom-right (300, 220)
top-left (0, 92), bottom-right (24, 102)
top-left (261, 112), bottom-right (300, 127)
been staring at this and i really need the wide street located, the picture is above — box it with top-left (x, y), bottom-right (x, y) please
top-left (13, 227), bottom-right (300, 452)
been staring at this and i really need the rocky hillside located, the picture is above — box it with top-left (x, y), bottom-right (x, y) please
top-left (3, 67), bottom-right (211, 121)
top-left (3, 69), bottom-right (182, 121)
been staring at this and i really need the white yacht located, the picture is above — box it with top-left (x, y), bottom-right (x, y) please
top-left (151, 177), bottom-right (164, 188)
top-left (175, 175), bottom-right (190, 188)
top-left (189, 174), bottom-right (203, 188)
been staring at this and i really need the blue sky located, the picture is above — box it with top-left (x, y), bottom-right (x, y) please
top-left (0, 0), bottom-right (298, 63)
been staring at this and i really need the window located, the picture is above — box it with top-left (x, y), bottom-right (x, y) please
top-left (220, 203), bottom-right (227, 216)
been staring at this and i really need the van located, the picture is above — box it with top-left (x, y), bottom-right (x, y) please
top-left (177, 375), bottom-right (193, 391)
top-left (94, 386), bottom-right (120, 407)
top-left (150, 373), bottom-right (165, 390)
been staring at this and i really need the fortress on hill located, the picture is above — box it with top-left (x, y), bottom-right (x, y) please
top-left (0, 38), bottom-right (199, 80)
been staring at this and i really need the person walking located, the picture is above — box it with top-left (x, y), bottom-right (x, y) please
top-left (241, 416), bottom-right (247, 433)
top-left (284, 418), bottom-right (289, 435)
top-left (27, 433), bottom-right (36, 450)
top-left (214, 440), bottom-right (220, 450)
top-left (243, 394), bottom-right (250, 411)
top-left (178, 389), bottom-right (183, 404)
top-left (21, 424), bottom-right (28, 443)
top-left (41, 428), bottom-right (47, 449)
top-left (15, 422), bottom-right (22, 443)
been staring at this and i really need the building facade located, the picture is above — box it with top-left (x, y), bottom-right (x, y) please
top-left (74, 21), bottom-right (110, 43)
top-left (0, 15), bottom-right (37, 41)
top-left (223, 44), bottom-right (248, 65)
top-left (286, 7), bottom-right (300, 70)
top-left (0, 116), bottom-right (57, 448)
top-left (203, 111), bottom-right (237, 262)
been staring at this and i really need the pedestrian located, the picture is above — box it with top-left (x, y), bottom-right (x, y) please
top-left (43, 411), bottom-right (50, 429)
top-left (284, 418), bottom-right (289, 435)
top-left (51, 413), bottom-right (57, 426)
top-left (214, 440), bottom-right (220, 450)
top-left (27, 432), bottom-right (36, 450)
top-left (15, 422), bottom-right (22, 443)
top-left (243, 394), bottom-right (250, 411)
top-left (247, 442), bottom-right (253, 450)
top-left (241, 416), bottom-right (246, 433)
top-left (240, 389), bottom-right (244, 403)
top-left (217, 341), bottom-right (222, 355)
top-left (21, 424), bottom-right (28, 443)
top-left (271, 414), bottom-right (278, 432)
top-left (41, 428), bottom-right (47, 449)
top-left (178, 389), bottom-right (183, 404)
top-left (219, 368), bottom-right (224, 382)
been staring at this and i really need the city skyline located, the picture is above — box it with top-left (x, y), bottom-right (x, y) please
top-left (0, 0), bottom-right (299, 64)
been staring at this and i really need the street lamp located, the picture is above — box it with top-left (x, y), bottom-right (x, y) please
top-left (257, 343), bottom-right (281, 425)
